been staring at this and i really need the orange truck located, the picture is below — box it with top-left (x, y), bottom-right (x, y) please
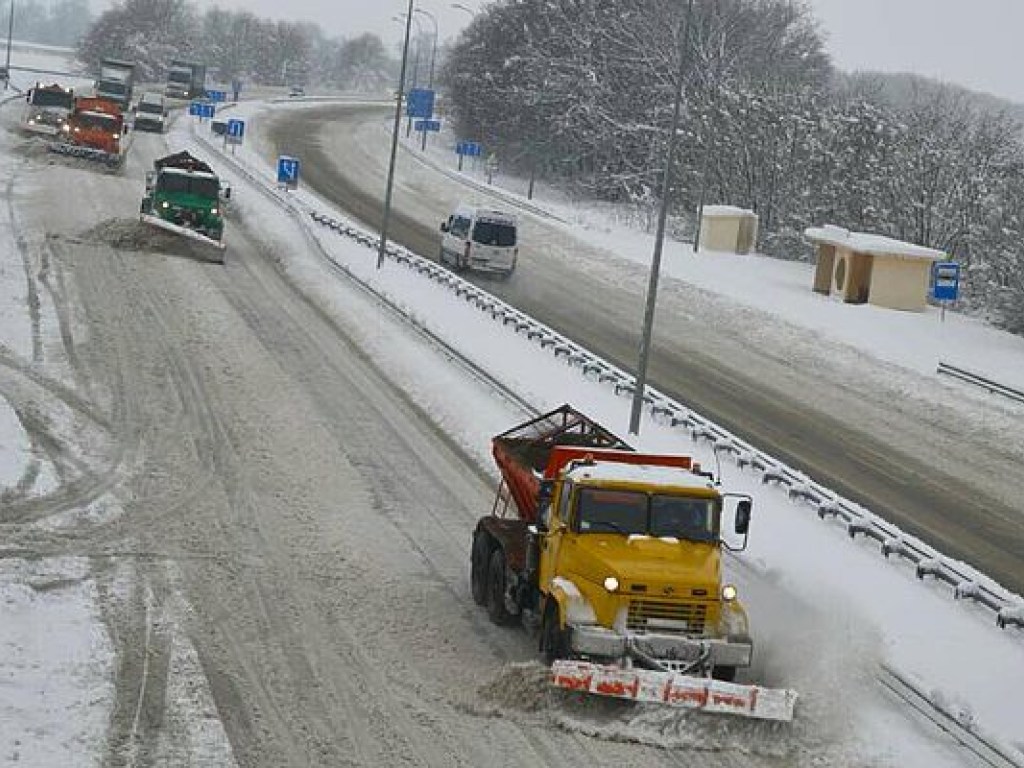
top-left (51, 96), bottom-right (127, 166)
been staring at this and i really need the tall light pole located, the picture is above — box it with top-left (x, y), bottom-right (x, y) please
top-left (3, 0), bottom-right (14, 92)
top-left (628, 0), bottom-right (694, 436)
top-left (414, 8), bottom-right (438, 150)
top-left (378, 0), bottom-right (416, 270)
top-left (395, 13), bottom-right (424, 137)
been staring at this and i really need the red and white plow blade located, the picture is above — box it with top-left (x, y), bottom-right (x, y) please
top-left (550, 660), bottom-right (798, 722)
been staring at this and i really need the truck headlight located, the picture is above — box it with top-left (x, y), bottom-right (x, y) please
top-left (603, 576), bottom-right (619, 593)
top-left (161, 201), bottom-right (170, 209)
top-left (722, 584), bottom-right (738, 602)
top-left (210, 207), bottom-right (218, 215)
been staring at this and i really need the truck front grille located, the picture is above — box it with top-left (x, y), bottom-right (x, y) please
top-left (627, 599), bottom-right (707, 635)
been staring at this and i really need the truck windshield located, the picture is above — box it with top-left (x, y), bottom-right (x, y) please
top-left (98, 81), bottom-right (127, 96)
top-left (76, 113), bottom-right (118, 131)
top-left (138, 101), bottom-right (162, 114)
top-left (159, 173), bottom-right (220, 200)
top-left (472, 220), bottom-right (516, 247)
top-left (31, 90), bottom-right (73, 108)
top-left (168, 70), bottom-right (191, 83)
top-left (575, 488), bottom-right (719, 541)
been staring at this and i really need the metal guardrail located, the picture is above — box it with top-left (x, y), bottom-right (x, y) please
top-left (938, 361), bottom-right (1024, 405)
top-left (191, 115), bottom-right (1024, 639)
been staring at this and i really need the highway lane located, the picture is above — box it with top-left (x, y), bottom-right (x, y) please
top-left (265, 103), bottom-right (1024, 596)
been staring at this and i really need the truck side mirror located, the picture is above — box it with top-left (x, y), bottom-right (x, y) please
top-left (222, 185), bottom-right (232, 200)
top-left (145, 171), bottom-right (155, 186)
top-left (734, 500), bottom-right (751, 535)
top-left (440, 222), bottom-right (449, 233)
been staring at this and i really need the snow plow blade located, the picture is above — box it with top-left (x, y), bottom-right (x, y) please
top-left (48, 141), bottom-right (122, 166)
top-left (551, 660), bottom-right (797, 722)
top-left (140, 213), bottom-right (226, 251)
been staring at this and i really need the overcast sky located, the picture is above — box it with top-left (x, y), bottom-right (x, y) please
top-left (135, 0), bottom-right (1023, 104)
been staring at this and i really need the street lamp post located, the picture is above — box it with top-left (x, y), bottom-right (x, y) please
top-left (395, 13), bottom-right (424, 137)
top-left (3, 0), bottom-right (14, 92)
top-left (628, 0), bottom-right (694, 436)
top-left (378, 0), bottom-right (416, 270)
top-left (414, 8), bottom-right (438, 151)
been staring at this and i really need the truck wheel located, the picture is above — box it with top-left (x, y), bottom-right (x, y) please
top-left (486, 548), bottom-right (513, 626)
top-left (470, 532), bottom-right (490, 606)
top-left (540, 601), bottom-right (569, 664)
top-left (712, 666), bottom-right (737, 682)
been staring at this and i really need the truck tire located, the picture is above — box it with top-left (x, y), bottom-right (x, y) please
top-left (486, 548), bottom-right (514, 625)
top-left (539, 601), bottom-right (569, 665)
top-left (470, 532), bottom-right (490, 606)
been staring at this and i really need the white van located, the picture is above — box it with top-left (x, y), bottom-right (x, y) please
top-left (439, 206), bottom-right (518, 277)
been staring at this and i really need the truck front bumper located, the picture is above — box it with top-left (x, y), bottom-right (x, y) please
top-left (569, 625), bottom-right (753, 669)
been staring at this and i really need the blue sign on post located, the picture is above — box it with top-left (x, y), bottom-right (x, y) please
top-left (227, 118), bottom-right (245, 141)
top-left (205, 89), bottom-right (227, 103)
top-left (932, 261), bottom-right (960, 302)
top-left (456, 140), bottom-right (482, 157)
top-left (405, 88), bottom-right (435, 119)
top-left (190, 101), bottom-right (215, 119)
top-left (415, 119), bottom-right (441, 133)
top-left (277, 155), bottom-right (300, 189)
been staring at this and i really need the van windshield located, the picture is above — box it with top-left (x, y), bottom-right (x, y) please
top-left (472, 220), bottom-right (516, 247)
top-left (138, 100), bottom-right (163, 114)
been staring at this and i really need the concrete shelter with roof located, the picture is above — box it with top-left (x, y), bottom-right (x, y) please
top-left (698, 205), bottom-right (758, 254)
top-left (804, 225), bottom-right (946, 312)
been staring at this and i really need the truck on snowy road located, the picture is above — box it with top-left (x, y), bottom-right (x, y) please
top-left (471, 405), bottom-right (797, 721)
top-left (94, 58), bottom-right (135, 110)
top-left (22, 83), bottom-right (75, 136)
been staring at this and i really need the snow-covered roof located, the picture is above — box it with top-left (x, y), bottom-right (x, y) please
top-left (161, 168), bottom-right (217, 180)
top-left (804, 225), bottom-right (945, 261)
top-left (701, 205), bottom-right (754, 218)
top-left (566, 460), bottom-right (714, 491)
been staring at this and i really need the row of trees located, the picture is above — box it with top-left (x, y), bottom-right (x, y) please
top-left (441, 0), bottom-right (1024, 333)
top-left (76, 0), bottom-right (396, 91)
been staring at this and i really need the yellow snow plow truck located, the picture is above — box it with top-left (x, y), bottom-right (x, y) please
top-left (471, 405), bottom-right (797, 722)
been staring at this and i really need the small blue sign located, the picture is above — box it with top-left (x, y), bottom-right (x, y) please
top-left (415, 119), bottom-right (441, 133)
top-left (227, 118), bottom-right (245, 138)
top-left (205, 89), bottom-right (227, 103)
top-left (405, 88), bottom-right (435, 119)
top-left (456, 140), bottom-right (482, 157)
top-left (190, 101), bottom-right (215, 119)
top-left (277, 155), bottom-right (300, 188)
top-left (932, 261), bottom-right (960, 302)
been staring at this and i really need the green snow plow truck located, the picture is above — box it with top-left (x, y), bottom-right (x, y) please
top-left (140, 150), bottom-right (230, 259)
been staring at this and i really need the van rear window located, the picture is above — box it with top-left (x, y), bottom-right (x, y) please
top-left (472, 221), bottom-right (516, 247)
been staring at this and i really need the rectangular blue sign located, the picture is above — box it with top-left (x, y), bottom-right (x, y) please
top-left (190, 101), bottom-right (215, 119)
top-left (205, 90), bottom-right (227, 103)
top-left (227, 118), bottom-right (245, 138)
top-left (932, 261), bottom-right (960, 301)
top-left (456, 141), bottom-right (482, 157)
top-left (277, 155), bottom-right (300, 188)
top-left (405, 88), bottom-right (435, 119)
top-left (415, 119), bottom-right (441, 133)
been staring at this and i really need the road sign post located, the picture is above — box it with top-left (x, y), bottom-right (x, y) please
top-left (225, 118), bottom-right (245, 153)
top-left (189, 101), bottom-right (215, 122)
top-left (277, 155), bottom-right (300, 190)
top-left (932, 261), bottom-right (960, 323)
top-left (456, 140), bottom-right (482, 172)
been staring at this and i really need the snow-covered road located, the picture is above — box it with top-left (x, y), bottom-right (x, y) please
top-left (0, 91), bottom-right (1020, 767)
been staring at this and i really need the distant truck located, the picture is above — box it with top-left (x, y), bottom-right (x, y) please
top-left (23, 83), bottom-right (75, 136)
top-left (94, 58), bottom-right (135, 110)
top-left (165, 60), bottom-right (206, 100)
top-left (471, 405), bottom-right (797, 721)
top-left (132, 91), bottom-right (166, 133)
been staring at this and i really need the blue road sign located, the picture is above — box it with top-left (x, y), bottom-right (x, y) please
top-left (456, 140), bottom-right (482, 157)
top-left (415, 119), bottom-right (441, 133)
top-left (932, 261), bottom-right (960, 302)
top-left (205, 89), bottom-right (227, 103)
top-left (405, 88), bottom-right (435, 119)
top-left (227, 118), bottom-right (245, 138)
top-left (277, 155), bottom-right (300, 188)
top-left (190, 101), bottom-right (215, 119)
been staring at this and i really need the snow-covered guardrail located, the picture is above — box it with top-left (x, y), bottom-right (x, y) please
top-left (192, 115), bottom-right (1024, 638)
top-left (937, 361), bottom-right (1024, 406)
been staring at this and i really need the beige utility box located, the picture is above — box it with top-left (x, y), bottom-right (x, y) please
top-left (699, 205), bottom-right (759, 254)
top-left (804, 225), bottom-right (945, 312)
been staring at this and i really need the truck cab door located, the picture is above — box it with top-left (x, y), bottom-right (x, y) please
top-left (538, 479), bottom-right (573, 587)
